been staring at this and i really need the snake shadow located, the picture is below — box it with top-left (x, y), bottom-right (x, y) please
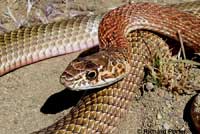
top-left (40, 87), bottom-right (105, 114)
top-left (40, 88), bottom-right (86, 114)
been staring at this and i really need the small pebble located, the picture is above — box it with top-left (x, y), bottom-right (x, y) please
top-left (146, 82), bottom-right (154, 90)
top-left (166, 101), bottom-right (172, 108)
top-left (157, 89), bottom-right (165, 97)
top-left (157, 112), bottom-right (162, 119)
top-left (180, 127), bottom-right (185, 131)
top-left (163, 123), bottom-right (170, 130)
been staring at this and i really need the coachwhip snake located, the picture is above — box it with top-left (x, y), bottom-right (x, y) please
top-left (0, 1), bottom-right (200, 134)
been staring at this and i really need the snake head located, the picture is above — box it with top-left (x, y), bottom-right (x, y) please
top-left (60, 51), bottom-right (130, 91)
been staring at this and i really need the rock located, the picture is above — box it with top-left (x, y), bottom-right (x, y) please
top-left (163, 123), bottom-right (170, 130)
top-left (157, 112), bottom-right (162, 120)
top-left (146, 82), bottom-right (154, 91)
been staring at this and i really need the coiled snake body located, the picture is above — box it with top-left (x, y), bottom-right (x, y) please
top-left (0, 1), bottom-right (200, 134)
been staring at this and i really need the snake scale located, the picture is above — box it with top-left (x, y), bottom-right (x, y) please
top-left (0, 1), bottom-right (200, 134)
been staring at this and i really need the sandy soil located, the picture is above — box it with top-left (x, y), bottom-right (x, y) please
top-left (0, 0), bottom-right (199, 134)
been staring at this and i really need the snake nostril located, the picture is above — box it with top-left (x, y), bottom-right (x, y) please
top-left (60, 71), bottom-right (74, 85)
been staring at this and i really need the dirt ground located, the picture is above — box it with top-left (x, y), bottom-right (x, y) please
top-left (0, 0), bottom-right (199, 134)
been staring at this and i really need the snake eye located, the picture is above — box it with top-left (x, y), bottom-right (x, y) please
top-left (86, 70), bottom-right (97, 80)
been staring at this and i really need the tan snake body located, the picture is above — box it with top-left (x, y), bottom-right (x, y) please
top-left (0, 1), bottom-right (200, 134)
top-left (0, 15), bottom-right (102, 76)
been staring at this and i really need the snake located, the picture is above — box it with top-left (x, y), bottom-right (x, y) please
top-left (0, 1), bottom-right (200, 134)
